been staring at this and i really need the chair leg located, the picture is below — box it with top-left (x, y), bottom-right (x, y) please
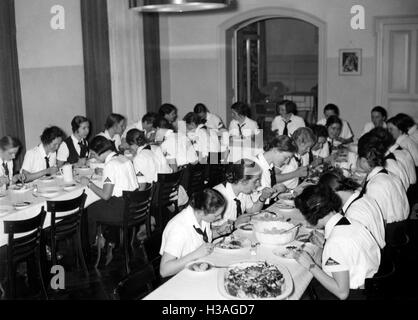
top-left (130, 227), bottom-right (136, 251)
top-left (76, 231), bottom-right (89, 277)
top-left (8, 262), bottom-right (16, 299)
top-left (94, 225), bottom-right (102, 270)
top-left (35, 251), bottom-right (48, 300)
top-left (123, 227), bottom-right (130, 275)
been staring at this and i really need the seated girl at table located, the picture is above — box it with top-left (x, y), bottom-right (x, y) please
top-left (21, 126), bottom-right (65, 182)
top-left (194, 103), bottom-right (225, 131)
top-left (120, 112), bottom-right (159, 151)
top-left (271, 100), bottom-right (305, 137)
top-left (97, 113), bottom-right (126, 152)
top-left (361, 106), bottom-right (387, 137)
top-left (228, 102), bottom-right (260, 140)
top-left (183, 112), bottom-right (221, 163)
top-left (159, 103), bottom-right (186, 133)
top-left (357, 131), bottom-right (409, 224)
top-left (368, 127), bottom-right (412, 192)
top-left (275, 127), bottom-right (315, 189)
top-left (125, 128), bottom-right (159, 188)
top-left (159, 188), bottom-right (226, 278)
top-left (293, 184), bottom-right (381, 300)
top-left (317, 104), bottom-right (354, 145)
top-left (0, 136), bottom-right (22, 188)
top-left (387, 114), bottom-right (418, 167)
top-left (395, 113), bottom-right (418, 146)
top-left (57, 115), bottom-right (90, 167)
top-left (319, 169), bottom-right (386, 249)
top-left (79, 136), bottom-right (139, 252)
top-left (212, 159), bottom-right (275, 232)
top-left (310, 125), bottom-right (330, 160)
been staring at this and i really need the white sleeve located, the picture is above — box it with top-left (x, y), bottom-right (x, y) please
top-left (341, 121), bottom-right (354, 139)
top-left (159, 225), bottom-right (188, 258)
top-left (102, 161), bottom-right (116, 185)
top-left (21, 149), bottom-right (35, 173)
top-left (322, 240), bottom-right (350, 274)
top-left (56, 142), bottom-right (69, 162)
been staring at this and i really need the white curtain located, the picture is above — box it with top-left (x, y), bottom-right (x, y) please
top-left (107, 0), bottom-right (147, 123)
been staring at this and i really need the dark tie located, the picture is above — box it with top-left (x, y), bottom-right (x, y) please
top-left (234, 198), bottom-right (243, 217)
top-left (294, 155), bottom-right (302, 167)
top-left (328, 139), bottom-right (334, 152)
top-left (270, 167), bottom-right (277, 186)
top-left (45, 156), bottom-right (50, 169)
top-left (308, 150), bottom-right (314, 164)
top-left (237, 123), bottom-right (245, 138)
top-left (193, 225), bottom-right (208, 243)
top-left (283, 120), bottom-right (291, 136)
top-left (2, 162), bottom-right (9, 177)
top-left (78, 140), bottom-right (88, 158)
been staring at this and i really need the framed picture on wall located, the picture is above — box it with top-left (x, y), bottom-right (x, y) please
top-left (339, 49), bottom-right (362, 75)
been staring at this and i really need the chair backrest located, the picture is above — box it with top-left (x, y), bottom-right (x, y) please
top-left (46, 190), bottom-right (87, 238)
top-left (113, 263), bottom-right (156, 300)
top-left (365, 260), bottom-right (396, 300)
top-left (153, 169), bottom-right (184, 207)
top-left (4, 207), bottom-right (47, 263)
top-left (122, 185), bottom-right (153, 226)
top-left (186, 164), bottom-right (207, 196)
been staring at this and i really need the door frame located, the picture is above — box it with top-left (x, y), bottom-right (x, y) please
top-left (217, 7), bottom-right (327, 123)
top-left (375, 15), bottom-right (418, 106)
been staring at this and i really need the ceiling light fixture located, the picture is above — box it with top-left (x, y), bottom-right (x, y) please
top-left (129, 0), bottom-right (230, 13)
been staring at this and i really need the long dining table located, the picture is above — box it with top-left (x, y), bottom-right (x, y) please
top-left (0, 169), bottom-right (102, 247)
top-left (143, 200), bottom-right (322, 300)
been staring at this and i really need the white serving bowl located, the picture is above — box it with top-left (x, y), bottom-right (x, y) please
top-left (253, 220), bottom-right (299, 246)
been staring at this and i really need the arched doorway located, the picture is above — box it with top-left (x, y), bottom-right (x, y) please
top-left (217, 7), bottom-right (326, 126)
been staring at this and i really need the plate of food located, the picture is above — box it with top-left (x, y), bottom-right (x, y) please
top-left (278, 193), bottom-right (295, 205)
top-left (39, 175), bottom-right (55, 182)
top-left (13, 201), bottom-right (32, 210)
top-left (34, 186), bottom-right (61, 198)
top-left (63, 183), bottom-right (78, 192)
top-left (251, 211), bottom-right (284, 222)
top-left (213, 235), bottom-right (251, 253)
top-left (273, 241), bottom-right (315, 260)
top-left (274, 202), bottom-right (296, 211)
top-left (218, 261), bottom-right (293, 300)
top-left (0, 205), bottom-right (14, 216)
top-left (186, 261), bottom-right (214, 273)
top-left (9, 183), bottom-right (32, 193)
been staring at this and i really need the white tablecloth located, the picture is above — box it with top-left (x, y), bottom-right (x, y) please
top-left (0, 174), bottom-right (102, 247)
top-left (144, 204), bottom-right (321, 300)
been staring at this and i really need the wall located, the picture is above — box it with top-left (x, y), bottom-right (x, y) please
top-left (159, 0), bottom-right (418, 137)
top-left (15, 0), bottom-right (85, 148)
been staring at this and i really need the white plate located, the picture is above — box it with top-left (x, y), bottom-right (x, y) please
top-left (34, 190), bottom-right (60, 198)
top-left (213, 236), bottom-right (251, 253)
top-left (218, 261), bottom-right (293, 300)
top-left (274, 202), bottom-right (296, 211)
top-left (0, 205), bottom-right (14, 216)
top-left (63, 183), bottom-right (78, 192)
top-left (185, 261), bottom-right (215, 273)
top-left (39, 176), bottom-right (55, 182)
top-left (13, 201), bottom-right (32, 210)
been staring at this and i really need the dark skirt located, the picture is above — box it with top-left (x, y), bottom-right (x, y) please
top-left (87, 196), bottom-right (125, 244)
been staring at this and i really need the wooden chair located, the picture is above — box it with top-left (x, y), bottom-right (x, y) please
top-left (185, 163), bottom-right (207, 197)
top-left (365, 260), bottom-right (396, 300)
top-left (206, 152), bottom-right (227, 188)
top-left (45, 191), bottom-right (88, 276)
top-left (4, 208), bottom-right (47, 299)
top-left (113, 263), bottom-right (156, 300)
top-left (94, 185), bottom-right (153, 275)
top-left (152, 170), bottom-right (184, 231)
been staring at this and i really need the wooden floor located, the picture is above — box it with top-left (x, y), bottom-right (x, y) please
top-left (6, 221), bottom-right (418, 300)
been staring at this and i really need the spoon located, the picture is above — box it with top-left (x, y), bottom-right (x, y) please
top-left (279, 223), bottom-right (302, 234)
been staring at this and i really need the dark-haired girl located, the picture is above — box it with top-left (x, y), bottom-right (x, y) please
top-left (271, 100), bottom-right (305, 136)
top-left (293, 184), bottom-right (380, 300)
top-left (319, 169), bottom-right (385, 249)
top-left (0, 136), bottom-right (22, 188)
top-left (21, 126), bottom-right (65, 182)
top-left (57, 115), bottom-right (90, 167)
top-left (212, 159), bottom-right (275, 228)
top-left (97, 113), bottom-right (126, 152)
top-left (78, 136), bottom-right (138, 249)
top-left (228, 102), bottom-right (259, 139)
top-left (357, 132), bottom-right (409, 223)
top-left (159, 188), bottom-right (226, 277)
top-left (126, 129), bottom-right (159, 187)
top-left (317, 104), bottom-right (354, 144)
top-left (361, 106), bottom-right (387, 136)
top-left (194, 103), bottom-right (224, 131)
top-left (387, 115), bottom-right (418, 167)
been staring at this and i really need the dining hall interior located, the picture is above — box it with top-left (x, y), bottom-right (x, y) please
top-left (1, 0), bottom-right (418, 301)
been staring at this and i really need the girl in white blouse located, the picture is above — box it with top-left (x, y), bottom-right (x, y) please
top-left (159, 188), bottom-right (226, 278)
top-left (395, 113), bottom-right (418, 146)
top-left (228, 102), bottom-right (260, 139)
top-left (97, 113), bottom-right (126, 152)
top-left (0, 136), bottom-right (22, 188)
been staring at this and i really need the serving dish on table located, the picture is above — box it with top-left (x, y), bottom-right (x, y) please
top-left (218, 261), bottom-right (293, 300)
top-left (253, 220), bottom-right (299, 246)
top-left (9, 183), bottom-right (33, 193)
top-left (278, 192), bottom-right (295, 205)
top-left (13, 201), bottom-right (32, 210)
top-left (39, 175), bottom-right (55, 182)
top-left (251, 211), bottom-right (284, 222)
